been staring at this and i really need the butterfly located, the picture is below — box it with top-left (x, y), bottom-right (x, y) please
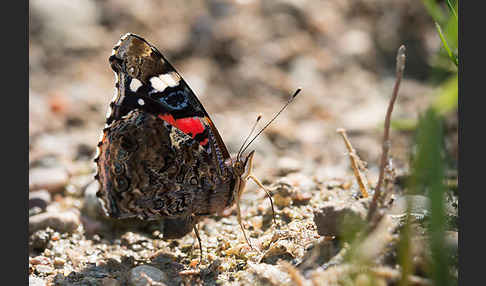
top-left (94, 33), bottom-right (300, 258)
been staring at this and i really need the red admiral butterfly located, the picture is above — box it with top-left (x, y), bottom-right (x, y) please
top-left (94, 33), bottom-right (299, 257)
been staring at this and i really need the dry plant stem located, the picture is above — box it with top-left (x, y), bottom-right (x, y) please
top-left (178, 269), bottom-right (200, 275)
top-left (337, 128), bottom-right (370, 198)
top-left (368, 45), bottom-right (406, 221)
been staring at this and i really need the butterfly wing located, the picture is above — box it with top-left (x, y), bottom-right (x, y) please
top-left (106, 33), bottom-right (230, 160)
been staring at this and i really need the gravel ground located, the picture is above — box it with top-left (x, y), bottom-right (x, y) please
top-left (29, 1), bottom-right (458, 285)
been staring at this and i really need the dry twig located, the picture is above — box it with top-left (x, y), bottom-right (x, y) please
top-left (337, 128), bottom-right (370, 198)
top-left (367, 45), bottom-right (406, 221)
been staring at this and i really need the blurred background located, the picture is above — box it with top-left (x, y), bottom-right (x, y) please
top-left (29, 0), bottom-right (456, 183)
top-left (29, 0), bottom-right (458, 284)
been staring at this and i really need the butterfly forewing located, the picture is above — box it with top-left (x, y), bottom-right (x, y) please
top-left (107, 33), bottom-right (229, 158)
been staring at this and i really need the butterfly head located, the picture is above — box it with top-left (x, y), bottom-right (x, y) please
top-left (232, 150), bottom-right (255, 178)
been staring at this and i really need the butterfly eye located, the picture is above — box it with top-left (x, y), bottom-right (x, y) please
top-left (233, 161), bottom-right (244, 176)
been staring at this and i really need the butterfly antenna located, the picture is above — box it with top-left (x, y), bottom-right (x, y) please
top-left (240, 88), bottom-right (301, 156)
top-left (237, 114), bottom-right (262, 161)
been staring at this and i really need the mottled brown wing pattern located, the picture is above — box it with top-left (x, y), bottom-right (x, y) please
top-left (96, 110), bottom-right (236, 220)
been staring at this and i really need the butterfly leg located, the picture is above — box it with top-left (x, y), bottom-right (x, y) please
top-left (235, 190), bottom-right (254, 249)
top-left (192, 218), bottom-right (203, 263)
top-left (244, 152), bottom-right (277, 225)
top-left (247, 175), bottom-right (277, 226)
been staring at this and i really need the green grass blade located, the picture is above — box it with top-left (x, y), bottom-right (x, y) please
top-left (435, 22), bottom-right (458, 67)
top-left (446, 0), bottom-right (458, 21)
top-left (411, 109), bottom-right (451, 286)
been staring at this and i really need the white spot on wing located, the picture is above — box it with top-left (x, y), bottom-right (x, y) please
top-left (130, 78), bottom-right (143, 92)
top-left (160, 72), bottom-right (180, 87)
top-left (138, 98), bottom-right (145, 106)
top-left (150, 76), bottom-right (168, 92)
top-left (150, 72), bottom-right (181, 92)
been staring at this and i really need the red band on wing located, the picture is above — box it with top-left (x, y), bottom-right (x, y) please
top-left (159, 114), bottom-right (176, 126)
top-left (200, 138), bottom-right (209, 146)
top-left (174, 117), bottom-right (205, 137)
top-left (158, 114), bottom-right (208, 146)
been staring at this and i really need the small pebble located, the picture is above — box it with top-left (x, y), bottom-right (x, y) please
top-left (29, 230), bottom-right (52, 251)
top-left (277, 157), bottom-right (301, 174)
top-left (274, 193), bottom-right (293, 208)
top-left (51, 232), bottom-right (60, 241)
top-left (54, 257), bottom-right (66, 267)
top-left (29, 190), bottom-right (52, 211)
top-left (30, 207), bottom-right (44, 217)
top-left (36, 264), bottom-right (54, 275)
top-left (29, 276), bottom-right (46, 286)
top-left (29, 210), bottom-right (81, 234)
top-left (30, 256), bottom-right (50, 265)
top-left (29, 167), bottom-right (69, 193)
top-left (121, 232), bottom-right (146, 245)
top-left (313, 203), bottom-right (366, 238)
top-left (129, 265), bottom-right (168, 286)
top-left (83, 180), bottom-right (101, 218)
